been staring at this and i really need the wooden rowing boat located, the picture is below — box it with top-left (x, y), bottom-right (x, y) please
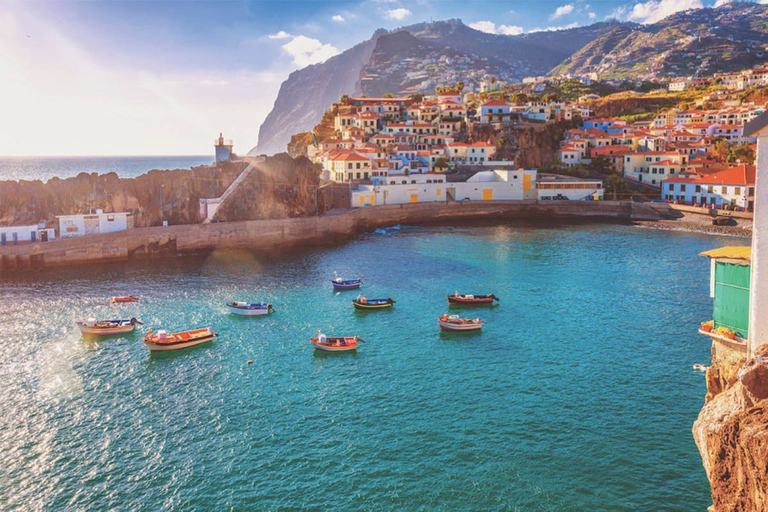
top-left (77, 317), bottom-right (142, 336)
top-left (311, 334), bottom-right (359, 352)
top-left (352, 297), bottom-right (394, 310)
top-left (142, 327), bottom-right (216, 352)
top-left (110, 295), bottom-right (140, 304)
top-left (447, 293), bottom-right (499, 305)
top-left (438, 314), bottom-right (484, 331)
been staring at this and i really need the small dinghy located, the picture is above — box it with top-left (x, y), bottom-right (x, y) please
top-left (311, 332), bottom-right (360, 352)
top-left (226, 301), bottom-right (274, 316)
top-left (110, 295), bottom-right (139, 304)
top-left (352, 296), bottom-right (394, 310)
top-left (447, 292), bottom-right (499, 306)
top-left (332, 277), bottom-right (363, 290)
top-left (438, 314), bottom-right (484, 332)
top-left (142, 327), bottom-right (217, 352)
top-left (77, 317), bottom-right (142, 336)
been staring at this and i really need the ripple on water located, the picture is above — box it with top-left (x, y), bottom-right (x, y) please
top-left (0, 223), bottom-right (743, 511)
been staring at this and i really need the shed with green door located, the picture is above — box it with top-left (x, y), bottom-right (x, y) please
top-left (700, 246), bottom-right (751, 340)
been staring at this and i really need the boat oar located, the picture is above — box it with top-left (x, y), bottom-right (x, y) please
top-left (357, 338), bottom-right (367, 343)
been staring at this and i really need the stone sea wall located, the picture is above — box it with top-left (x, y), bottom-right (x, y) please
top-left (0, 200), bottom-right (658, 273)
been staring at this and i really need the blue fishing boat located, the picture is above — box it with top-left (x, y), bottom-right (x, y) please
top-left (331, 274), bottom-right (363, 290)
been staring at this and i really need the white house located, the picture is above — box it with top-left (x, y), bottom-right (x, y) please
top-left (0, 224), bottom-right (55, 245)
top-left (479, 100), bottom-right (511, 124)
top-left (57, 210), bottom-right (132, 238)
top-left (536, 174), bottom-right (604, 201)
top-left (661, 164), bottom-right (755, 211)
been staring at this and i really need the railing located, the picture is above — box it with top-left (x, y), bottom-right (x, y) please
top-left (214, 139), bottom-right (234, 146)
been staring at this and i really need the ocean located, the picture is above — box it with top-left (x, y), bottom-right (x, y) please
top-left (0, 223), bottom-right (736, 510)
top-left (0, 156), bottom-right (214, 182)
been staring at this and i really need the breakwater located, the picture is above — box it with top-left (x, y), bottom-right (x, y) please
top-left (0, 200), bottom-right (663, 273)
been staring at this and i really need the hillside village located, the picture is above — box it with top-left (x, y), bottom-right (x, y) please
top-left (295, 62), bottom-right (768, 212)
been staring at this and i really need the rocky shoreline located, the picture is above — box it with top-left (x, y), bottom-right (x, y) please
top-left (634, 212), bottom-right (752, 238)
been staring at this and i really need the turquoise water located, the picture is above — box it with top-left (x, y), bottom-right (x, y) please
top-left (0, 223), bottom-right (744, 511)
top-left (0, 155), bottom-right (213, 182)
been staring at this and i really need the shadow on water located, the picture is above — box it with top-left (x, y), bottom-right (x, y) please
top-left (438, 329), bottom-right (484, 341)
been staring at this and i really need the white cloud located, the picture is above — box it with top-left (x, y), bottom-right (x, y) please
top-left (529, 22), bottom-right (579, 33)
top-left (385, 8), bottom-right (411, 20)
top-left (468, 21), bottom-right (525, 36)
top-left (713, 0), bottom-right (732, 6)
top-left (281, 35), bottom-right (339, 68)
top-left (589, 11), bottom-right (596, 19)
top-left (619, 0), bottom-right (703, 24)
top-left (332, 14), bottom-right (345, 22)
top-left (468, 21), bottom-right (497, 33)
top-left (550, 4), bottom-right (575, 20)
top-left (499, 24), bottom-right (524, 35)
top-left (268, 30), bottom-right (291, 40)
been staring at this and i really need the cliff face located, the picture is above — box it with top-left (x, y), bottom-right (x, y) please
top-left (470, 120), bottom-right (575, 168)
top-left (254, 34), bottom-right (381, 156)
top-left (0, 162), bottom-right (245, 228)
top-left (694, 342), bottom-right (768, 511)
top-left (215, 154), bottom-right (319, 222)
top-left (255, 19), bottom-right (619, 156)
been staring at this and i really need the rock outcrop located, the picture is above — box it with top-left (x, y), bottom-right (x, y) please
top-left (694, 343), bottom-right (768, 511)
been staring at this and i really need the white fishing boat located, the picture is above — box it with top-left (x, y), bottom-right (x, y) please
top-left (226, 301), bottom-right (274, 316)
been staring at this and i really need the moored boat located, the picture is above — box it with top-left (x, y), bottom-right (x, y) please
top-left (332, 277), bottom-right (363, 290)
top-left (142, 327), bottom-right (217, 352)
top-left (110, 295), bottom-right (140, 304)
top-left (447, 292), bottom-right (499, 305)
top-left (438, 314), bottom-right (484, 331)
top-left (352, 296), bottom-right (394, 310)
top-left (77, 317), bottom-right (142, 336)
top-left (226, 301), bottom-right (274, 316)
top-left (311, 333), bottom-right (360, 352)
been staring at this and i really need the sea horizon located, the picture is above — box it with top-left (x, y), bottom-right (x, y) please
top-left (0, 155), bottom-right (216, 183)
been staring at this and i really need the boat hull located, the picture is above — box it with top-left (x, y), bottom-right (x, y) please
top-left (332, 281), bottom-right (362, 290)
top-left (227, 305), bottom-right (272, 316)
top-left (143, 328), bottom-right (216, 352)
top-left (77, 324), bottom-right (136, 336)
top-left (438, 320), bottom-right (484, 331)
top-left (110, 296), bottom-right (139, 304)
top-left (352, 299), bottom-right (393, 310)
top-left (447, 295), bottom-right (497, 305)
top-left (310, 337), bottom-right (358, 352)
top-left (143, 335), bottom-right (215, 352)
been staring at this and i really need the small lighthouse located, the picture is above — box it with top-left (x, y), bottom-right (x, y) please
top-left (215, 133), bottom-right (233, 163)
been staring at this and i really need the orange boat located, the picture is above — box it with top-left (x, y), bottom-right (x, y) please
top-left (110, 295), bottom-right (140, 304)
top-left (142, 327), bottom-right (216, 352)
top-left (310, 333), bottom-right (359, 352)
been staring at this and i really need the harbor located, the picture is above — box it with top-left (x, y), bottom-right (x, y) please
top-left (0, 223), bottom-right (729, 510)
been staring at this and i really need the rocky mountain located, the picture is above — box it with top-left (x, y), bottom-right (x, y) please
top-left (256, 5), bottom-right (768, 156)
top-left (550, 3), bottom-right (768, 79)
top-left (255, 19), bottom-right (620, 155)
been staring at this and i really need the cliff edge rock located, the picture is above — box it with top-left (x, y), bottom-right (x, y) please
top-left (694, 343), bottom-right (768, 511)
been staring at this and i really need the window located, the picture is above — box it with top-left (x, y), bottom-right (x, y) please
top-left (681, 184), bottom-right (686, 192)
top-left (66, 227), bottom-right (78, 233)
top-left (722, 186), bottom-right (727, 194)
top-left (708, 186), bottom-right (713, 193)
top-left (695, 185), bottom-right (701, 193)
top-left (107, 215), bottom-right (115, 222)
top-left (735, 187), bottom-right (741, 195)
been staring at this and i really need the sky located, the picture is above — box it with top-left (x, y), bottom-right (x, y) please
top-left (0, 0), bottom-right (760, 156)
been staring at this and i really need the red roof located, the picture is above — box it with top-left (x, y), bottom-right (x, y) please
top-left (331, 150), bottom-right (369, 161)
top-left (664, 164), bottom-right (755, 186)
top-left (481, 100), bottom-right (509, 107)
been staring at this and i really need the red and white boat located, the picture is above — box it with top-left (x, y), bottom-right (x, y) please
top-left (438, 314), bottom-right (485, 331)
top-left (310, 333), bottom-right (359, 352)
top-left (110, 295), bottom-right (140, 304)
top-left (142, 327), bottom-right (216, 352)
top-left (447, 293), bottom-right (499, 306)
